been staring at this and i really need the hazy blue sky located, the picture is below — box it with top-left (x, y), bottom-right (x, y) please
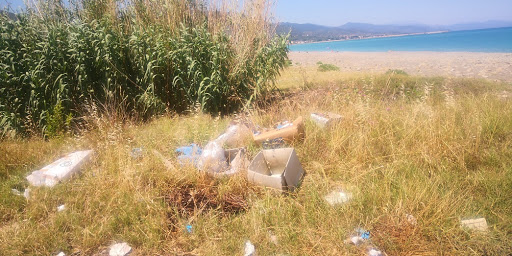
top-left (2, 0), bottom-right (512, 26)
top-left (275, 0), bottom-right (512, 26)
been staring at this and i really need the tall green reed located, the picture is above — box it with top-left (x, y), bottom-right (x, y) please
top-left (0, 0), bottom-right (289, 137)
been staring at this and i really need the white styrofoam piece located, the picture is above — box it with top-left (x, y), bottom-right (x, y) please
top-left (109, 242), bottom-right (132, 256)
top-left (244, 240), bottom-right (256, 256)
top-left (26, 150), bottom-right (93, 187)
top-left (369, 249), bottom-right (383, 256)
top-left (461, 218), bottom-right (488, 231)
top-left (311, 112), bottom-right (342, 128)
top-left (57, 204), bottom-right (66, 212)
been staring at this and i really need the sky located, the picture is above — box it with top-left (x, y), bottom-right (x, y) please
top-left (2, 0), bottom-right (512, 26)
top-left (274, 0), bottom-right (512, 26)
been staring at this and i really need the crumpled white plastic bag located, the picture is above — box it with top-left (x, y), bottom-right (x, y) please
top-left (197, 140), bottom-right (227, 173)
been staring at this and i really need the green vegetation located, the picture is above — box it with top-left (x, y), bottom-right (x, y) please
top-left (318, 63), bottom-right (340, 72)
top-left (1, 68), bottom-right (511, 254)
top-left (385, 69), bottom-right (409, 75)
top-left (0, 0), bottom-right (288, 137)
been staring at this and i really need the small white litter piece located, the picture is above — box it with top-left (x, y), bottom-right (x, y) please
top-left (26, 150), bottom-right (93, 187)
top-left (368, 249), bottom-right (383, 256)
top-left (244, 240), bottom-right (256, 256)
top-left (23, 188), bottom-right (30, 199)
top-left (57, 204), bottom-right (66, 212)
top-left (406, 214), bottom-right (417, 226)
top-left (310, 112), bottom-right (342, 129)
top-left (349, 236), bottom-right (364, 245)
top-left (109, 242), bottom-right (132, 256)
top-left (324, 190), bottom-right (352, 206)
top-left (56, 252), bottom-right (66, 256)
top-left (461, 218), bottom-right (488, 232)
top-left (268, 231), bottom-right (278, 245)
top-left (11, 189), bottom-right (22, 196)
top-left (12, 188), bottom-right (30, 199)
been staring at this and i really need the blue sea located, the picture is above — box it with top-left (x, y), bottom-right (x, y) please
top-left (289, 27), bottom-right (512, 52)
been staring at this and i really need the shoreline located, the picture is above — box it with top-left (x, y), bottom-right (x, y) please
top-left (290, 31), bottom-right (449, 45)
top-left (288, 51), bottom-right (512, 82)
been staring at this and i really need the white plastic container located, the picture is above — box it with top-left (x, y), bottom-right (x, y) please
top-left (26, 150), bottom-right (93, 187)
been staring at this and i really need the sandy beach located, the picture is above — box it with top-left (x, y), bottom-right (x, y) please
top-left (289, 52), bottom-right (512, 82)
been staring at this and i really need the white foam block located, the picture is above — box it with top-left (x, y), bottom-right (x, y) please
top-left (27, 150), bottom-right (93, 187)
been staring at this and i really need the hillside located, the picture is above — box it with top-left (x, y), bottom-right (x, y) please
top-left (278, 20), bottom-right (512, 43)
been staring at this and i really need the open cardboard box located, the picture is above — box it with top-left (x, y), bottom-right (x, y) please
top-left (310, 112), bottom-right (342, 128)
top-left (247, 148), bottom-right (304, 191)
top-left (253, 117), bottom-right (305, 145)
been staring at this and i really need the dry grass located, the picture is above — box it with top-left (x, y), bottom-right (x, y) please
top-left (1, 67), bottom-right (511, 255)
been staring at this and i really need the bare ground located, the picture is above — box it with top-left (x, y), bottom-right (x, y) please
top-left (289, 51), bottom-right (512, 82)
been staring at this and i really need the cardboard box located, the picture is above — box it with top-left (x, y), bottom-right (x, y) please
top-left (310, 112), bottom-right (342, 128)
top-left (253, 117), bottom-right (305, 145)
top-left (247, 148), bottom-right (304, 191)
top-left (26, 150), bottom-right (93, 187)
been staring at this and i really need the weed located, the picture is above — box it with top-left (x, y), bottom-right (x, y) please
top-left (318, 63), bottom-right (340, 72)
top-left (0, 0), bottom-right (289, 136)
top-left (385, 69), bottom-right (408, 75)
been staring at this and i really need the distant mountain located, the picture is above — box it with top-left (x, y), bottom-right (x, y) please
top-left (447, 20), bottom-right (512, 31)
top-left (278, 21), bottom-right (512, 43)
top-left (339, 22), bottom-right (435, 34)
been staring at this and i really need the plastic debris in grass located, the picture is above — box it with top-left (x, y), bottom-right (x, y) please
top-left (198, 140), bottom-right (227, 173)
top-left (324, 190), bottom-right (352, 206)
top-left (130, 147), bottom-right (143, 159)
top-left (12, 188), bottom-right (30, 199)
top-left (262, 137), bottom-right (285, 149)
top-left (26, 150), bottom-right (93, 187)
top-left (56, 252), bottom-right (66, 256)
top-left (176, 144), bottom-right (202, 167)
top-left (368, 248), bottom-right (383, 256)
top-left (310, 112), bottom-right (342, 129)
top-left (461, 217), bottom-right (488, 232)
top-left (406, 214), bottom-right (417, 226)
top-left (186, 224), bottom-right (193, 233)
top-left (57, 204), bottom-right (66, 212)
top-left (268, 231), bottom-right (278, 245)
top-left (244, 240), bottom-right (256, 256)
top-left (346, 228), bottom-right (371, 245)
top-left (217, 124), bottom-right (253, 148)
top-left (247, 148), bottom-right (305, 191)
top-left (197, 123), bottom-right (252, 175)
top-left (200, 147), bottom-right (248, 177)
top-left (109, 242), bottom-right (132, 256)
top-left (217, 148), bottom-right (249, 177)
top-left (11, 189), bottom-right (22, 196)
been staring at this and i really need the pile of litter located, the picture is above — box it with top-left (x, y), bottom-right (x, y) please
top-left (18, 111), bottom-right (491, 255)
